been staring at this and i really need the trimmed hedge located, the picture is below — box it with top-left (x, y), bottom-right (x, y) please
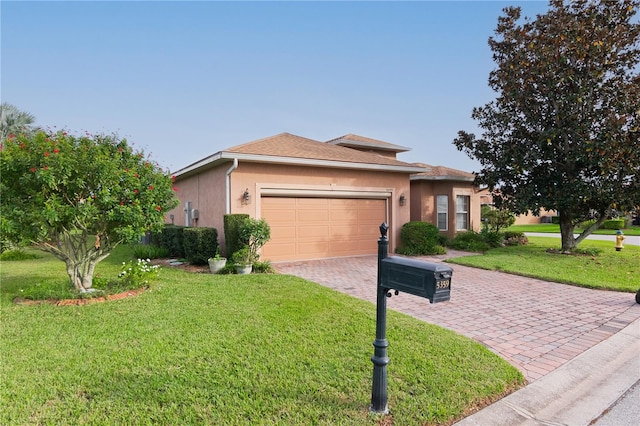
top-left (396, 221), bottom-right (446, 256)
top-left (602, 219), bottom-right (625, 230)
top-left (224, 214), bottom-right (249, 258)
top-left (154, 225), bottom-right (185, 258)
top-left (183, 227), bottom-right (219, 265)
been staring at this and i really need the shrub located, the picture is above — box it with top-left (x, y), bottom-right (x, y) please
top-left (154, 225), bottom-right (185, 257)
top-left (252, 260), bottom-right (275, 274)
top-left (449, 231), bottom-right (491, 252)
top-left (482, 207), bottom-right (516, 232)
top-left (231, 246), bottom-right (252, 266)
top-left (118, 258), bottom-right (160, 287)
top-left (132, 244), bottom-right (170, 259)
top-left (183, 227), bottom-right (219, 265)
top-left (224, 214), bottom-right (249, 258)
top-left (602, 219), bottom-right (625, 230)
top-left (479, 229), bottom-right (504, 248)
top-left (239, 217), bottom-right (271, 262)
top-left (502, 231), bottom-right (529, 246)
top-left (396, 221), bottom-right (446, 255)
top-left (0, 249), bottom-right (40, 261)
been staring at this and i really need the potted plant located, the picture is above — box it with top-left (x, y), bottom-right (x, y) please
top-left (231, 246), bottom-right (253, 274)
top-left (208, 247), bottom-right (226, 274)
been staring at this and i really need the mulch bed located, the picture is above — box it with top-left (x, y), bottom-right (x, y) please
top-left (13, 287), bottom-right (147, 306)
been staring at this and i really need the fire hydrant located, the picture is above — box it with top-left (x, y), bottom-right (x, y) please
top-left (615, 230), bottom-right (625, 251)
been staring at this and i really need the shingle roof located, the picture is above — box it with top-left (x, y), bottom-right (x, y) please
top-left (325, 134), bottom-right (410, 153)
top-left (225, 132), bottom-right (416, 167)
top-left (410, 162), bottom-right (476, 181)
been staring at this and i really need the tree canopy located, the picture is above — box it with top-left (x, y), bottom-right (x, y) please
top-left (454, 0), bottom-right (640, 251)
top-left (1, 129), bottom-right (178, 290)
top-left (0, 102), bottom-right (35, 143)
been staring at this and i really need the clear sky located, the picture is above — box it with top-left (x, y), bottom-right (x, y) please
top-left (2, 0), bottom-right (551, 173)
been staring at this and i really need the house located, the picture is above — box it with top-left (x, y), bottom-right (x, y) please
top-left (167, 133), bottom-right (426, 261)
top-left (409, 164), bottom-right (482, 238)
top-left (167, 133), bottom-right (481, 262)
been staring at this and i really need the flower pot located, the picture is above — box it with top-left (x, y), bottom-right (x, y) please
top-left (208, 258), bottom-right (227, 274)
top-left (235, 264), bottom-right (252, 275)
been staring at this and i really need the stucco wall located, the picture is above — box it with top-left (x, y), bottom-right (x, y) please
top-left (168, 160), bottom-right (412, 256)
top-left (166, 165), bottom-right (227, 251)
top-left (410, 180), bottom-right (481, 239)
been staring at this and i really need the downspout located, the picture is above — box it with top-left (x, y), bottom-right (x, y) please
top-left (225, 157), bottom-right (238, 214)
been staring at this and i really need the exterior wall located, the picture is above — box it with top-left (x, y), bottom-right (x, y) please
top-left (410, 180), bottom-right (481, 239)
top-left (514, 209), bottom-right (557, 225)
top-left (168, 160), bottom-right (412, 257)
top-left (165, 165), bottom-right (228, 251)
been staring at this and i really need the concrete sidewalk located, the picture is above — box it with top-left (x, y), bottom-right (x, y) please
top-left (454, 317), bottom-right (640, 425)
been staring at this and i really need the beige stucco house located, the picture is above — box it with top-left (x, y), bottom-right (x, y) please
top-left (167, 133), bottom-right (482, 262)
top-left (167, 133), bottom-right (427, 261)
top-left (409, 164), bottom-right (482, 239)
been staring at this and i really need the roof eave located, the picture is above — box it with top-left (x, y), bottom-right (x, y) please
top-left (174, 152), bottom-right (429, 177)
top-left (410, 175), bottom-right (476, 182)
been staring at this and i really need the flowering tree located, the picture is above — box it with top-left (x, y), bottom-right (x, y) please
top-left (454, 0), bottom-right (640, 251)
top-left (0, 130), bottom-right (178, 291)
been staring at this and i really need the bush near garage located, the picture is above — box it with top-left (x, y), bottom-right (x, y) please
top-left (396, 221), bottom-right (446, 256)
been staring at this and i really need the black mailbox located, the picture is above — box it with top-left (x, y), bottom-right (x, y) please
top-left (380, 257), bottom-right (451, 303)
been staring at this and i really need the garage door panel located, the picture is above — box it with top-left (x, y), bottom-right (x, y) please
top-left (262, 197), bottom-right (386, 261)
top-left (298, 225), bottom-right (329, 238)
top-left (298, 209), bottom-right (330, 222)
top-left (270, 225), bottom-right (297, 239)
top-left (298, 241), bottom-right (330, 254)
top-left (330, 209), bottom-right (358, 221)
top-left (264, 209), bottom-right (297, 223)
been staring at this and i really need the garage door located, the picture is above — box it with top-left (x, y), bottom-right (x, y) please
top-left (261, 197), bottom-right (387, 262)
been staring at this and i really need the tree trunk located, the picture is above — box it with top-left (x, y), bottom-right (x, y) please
top-left (558, 210), bottom-right (577, 252)
top-left (38, 231), bottom-right (113, 292)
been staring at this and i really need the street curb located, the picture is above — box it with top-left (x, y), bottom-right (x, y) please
top-left (454, 317), bottom-right (640, 426)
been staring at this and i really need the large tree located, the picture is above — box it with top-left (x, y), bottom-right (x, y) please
top-left (0, 130), bottom-right (178, 291)
top-left (0, 102), bottom-right (35, 143)
top-left (454, 0), bottom-right (640, 251)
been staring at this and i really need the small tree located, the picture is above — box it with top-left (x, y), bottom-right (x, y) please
top-left (0, 130), bottom-right (178, 291)
top-left (238, 217), bottom-right (271, 263)
top-left (483, 207), bottom-right (516, 233)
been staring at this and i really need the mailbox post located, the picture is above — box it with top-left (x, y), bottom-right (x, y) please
top-left (370, 223), bottom-right (452, 414)
top-left (370, 223), bottom-right (390, 413)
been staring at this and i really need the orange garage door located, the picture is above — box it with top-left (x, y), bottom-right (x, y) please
top-left (261, 197), bottom-right (387, 262)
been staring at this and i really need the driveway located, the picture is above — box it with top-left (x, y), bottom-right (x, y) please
top-left (275, 253), bottom-right (640, 382)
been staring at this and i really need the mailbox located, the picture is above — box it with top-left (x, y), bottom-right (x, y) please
top-left (380, 257), bottom-right (451, 303)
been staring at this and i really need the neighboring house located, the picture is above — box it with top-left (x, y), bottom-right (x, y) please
top-left (167, 133), bottom-right (426, 262)
top-left (478, 187), bottom-right (557, 225)
top-left (409, 163), bottom-right (482, 239)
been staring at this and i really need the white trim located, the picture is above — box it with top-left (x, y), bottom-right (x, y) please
top-left (411, 175), bottom-right (475, 182)
top-left (173, 151), bottom-right (427, 176)
top-left (260, 188), bottom-right (392, 199)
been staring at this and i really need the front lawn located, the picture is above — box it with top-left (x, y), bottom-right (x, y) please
top-left (507, 223), bottom-right (640, 236)
top-left (0, 247), bottom-right (523, 425)
top-left (448, 237), bottom-right (640, 292)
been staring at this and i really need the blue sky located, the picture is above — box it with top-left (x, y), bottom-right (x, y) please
top-left (2, 0), bottom-right (550, 173)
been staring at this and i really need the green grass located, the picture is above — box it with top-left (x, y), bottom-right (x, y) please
top-left (507, 224), bottom-right (640, 236)
top-left (448, 237), bottom-right (640, 292)
top-left (1, 248), bottom-right (523, 425)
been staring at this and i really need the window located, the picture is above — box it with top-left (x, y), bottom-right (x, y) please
top-left (456, 195), bottom-right (470, 230)
top-left (436, 195), bottom-right (448, 231)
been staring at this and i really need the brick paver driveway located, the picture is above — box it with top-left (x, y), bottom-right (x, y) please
top-left (275, 253), bottom-right (640, 382)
